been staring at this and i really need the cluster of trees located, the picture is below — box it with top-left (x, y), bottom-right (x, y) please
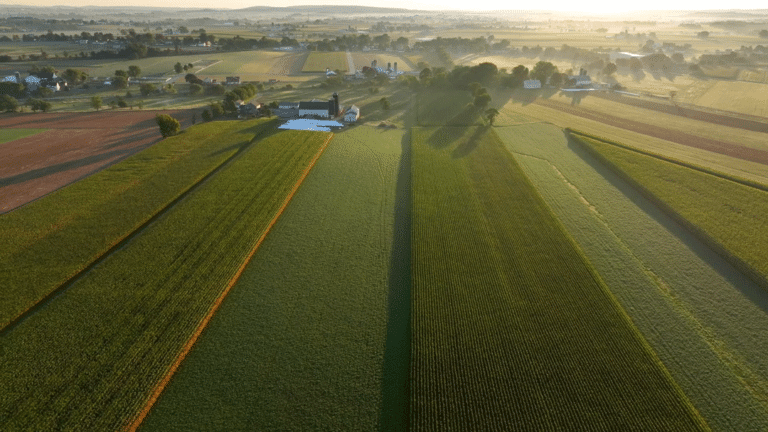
top-left (413, 37), bottom-right (491, 54)
top-left (217, 35), bottom-right (299, 51)
top-left (306, 33), bottom-right (409, 52)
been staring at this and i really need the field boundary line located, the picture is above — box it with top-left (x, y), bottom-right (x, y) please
top-left (0, 120), bottom-right (278, 335)
top-left (124, 132), bottom-right (334, 432)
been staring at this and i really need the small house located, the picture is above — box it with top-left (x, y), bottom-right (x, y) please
top-left (225, 76), bottom-right (241, 85)
top-left (523, 79), bottom-right (541, 89)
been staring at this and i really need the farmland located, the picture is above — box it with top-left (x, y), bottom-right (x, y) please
top-left (141, 126), bottom-right (408, 431)
top-left (496, 122), bottom-right (768, 431)
top-left (410, 124), bottom-right (706, 430)
top-left (301, 51), bottom-right (348, 73)
top-left (573, 132), bottom-right (768, 287)
top-left (0, 128), bottom-right (45, 144)
top-left (0, 118), bottom-right (274, 328)
top-left (694, 81), bottom-right (768, 117)
top-left (0, 126), bottom-right (330, 430)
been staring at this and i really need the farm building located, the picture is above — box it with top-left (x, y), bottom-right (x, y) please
top-left (568, 68), bottom-right (592, 87)
top-left (523, 79), bottom-right (541, 89)
top-left (225, 76), bottom-right (241, 85)
top-left (345, 105), bottom-right (360, 122)
top-left (298, 93), bottom-right (340, 119)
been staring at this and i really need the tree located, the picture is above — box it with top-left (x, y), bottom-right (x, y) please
top-left (0, 94), bottom-right (19, 112)
top-left (140, 83), bottom-right (156, 96)
top-left (549, 72), bottom-right (567, 88)
top-left (91, 95), bottom-right (102, 111)
top-left (485, 108), bottom-right (499, 126)
top-left (760, 30), bottom-right (768, 39)
top-left (62, 68), bottom-right (88, 85)
top-left (209, 101), bottom-right (224, 118)
top-left (530, 61), bottom-right (557, 84)
top-left (115, 69), bottom-right (128, 78)
top-left (380, 97), bottom-right (390, 110)
top-left (602, 62), bottom-right (617, 76)
top-left (697, 31), bottom-right (710, 38)
top-left (28, 98), bottom-right (51, 112)
top-left (201, 109), bottom-right (212, 121)
top-left (156, 114), bottom-right (180, 138)
top-left (174, 62), bottom-right (183, 73)
top-left (128, 65), bottom-right (141, 78)
top-left (189, 83), bottom-right (203, 95)
top-left (473, 91), bottom-right (491, 109)
top-left (112, 76), bottom-right (128, 89)
top-left (36, 87), bottom-right (53, 98)
top-left (164, 84), bottom-right (177, 94)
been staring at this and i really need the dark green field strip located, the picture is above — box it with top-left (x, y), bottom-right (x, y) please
top-left (0, 130), bottom-right (329, 430)
top-left (0, 119), bottom-right (277, 328)
top-left (571, 132), bottom-right (768, 290)
top-left (139, 126), bottom-right (406, 431)
top-left (0, 128), bottom-right (47, 144)
top-left (410, 126), bottom-right (708, 431)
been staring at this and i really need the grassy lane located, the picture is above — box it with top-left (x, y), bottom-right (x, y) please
top-left (410, 125), bottom-right (707, 431)
top-left (573, 132), bottom-right (768, 287)
top-left (0, 119), bottom-right (277, 328)
top-left (140, 126), bottom-right (407, 431)
top-left (0, 130), bottom-right (329, 430)
top-left (497, 123), bottom-right (768, 431)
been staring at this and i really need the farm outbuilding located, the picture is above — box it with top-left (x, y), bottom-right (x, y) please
top-left (299, 101), bottom-right (333, 118)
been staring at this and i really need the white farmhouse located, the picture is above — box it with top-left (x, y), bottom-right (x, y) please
top-left (345, 105), bottom-right (360, 122)
top-left (523, 79), bottom-right (541, 89)
top-left (299, 101), bottom-right (332, 118)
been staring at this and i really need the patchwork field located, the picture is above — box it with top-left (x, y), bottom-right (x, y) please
top-left (497, 122), bottom-right (768, 431)
top-left (0, 110), bottom-right (193, 213)
top-left (301, 51), bottom-right (348, 73)
top-left (140, 126), bottom-right (408, 431)
top-left (410, 124), bottom-right (706, 430)
top-left (0, 126), bottom-right (330, 430)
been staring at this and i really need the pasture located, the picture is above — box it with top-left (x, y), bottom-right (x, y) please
top-left (141, 126), bottom-right (408, 431)
top-left (0, 127), bottom-right (330, 430)
top-left (497, 122), bottom-right (768, 431)
top-left (694, 80), bottom-right (768, 117)
top-left (410, 124), bottom-right (706, 430)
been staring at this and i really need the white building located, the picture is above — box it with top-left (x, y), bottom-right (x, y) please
top-left (523, 79), bottom-right (541, 89)
top-left (345, 105), bottom-right (360, 122)
top-left (299, 101), bottom-right (332, 118)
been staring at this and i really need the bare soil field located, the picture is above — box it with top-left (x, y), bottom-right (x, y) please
top-left (534, 98), bottom-right (768, 166)
top-left (0, 110), bottom-right (193, 213)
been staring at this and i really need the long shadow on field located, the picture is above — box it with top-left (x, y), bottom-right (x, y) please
top-left (379, 129), bottom-right (412, 432)
top-left (565, 133), bottom-right (768, 314)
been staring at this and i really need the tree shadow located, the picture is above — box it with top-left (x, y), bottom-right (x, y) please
top-left (379, 129), bottom-right (411, 432)
top-left (452, 125), bottom-right (487, 158)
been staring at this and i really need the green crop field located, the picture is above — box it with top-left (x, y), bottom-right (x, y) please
top-left (0, 129), bottom-right (330, 430)
top-left (0, 119), bottom-right (276, 328)
top-left (140, 126), bottom-right (409, 431)
top-left (574, 132), bottom-right (768, 286)
top-left (496, 123), bottom-right (768, 431)
top-left (0, 128), bottom-right (46, 144)
top-left (410, 124), bottom-right (706, 430)
top-left (302, 51), bottom-right (348, 73)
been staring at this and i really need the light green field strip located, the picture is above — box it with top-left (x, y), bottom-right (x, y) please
top-left (0, 129), bottom-right (329, 430)
top-left (410, 125), bottom-right (706, 431)
top-left (501, 100), bottom-right (768, 184)
top-left (0, 128), bottom-right (46, 144)
top-left (496, 123), bottom-right (768, 431)
top-left (696, 80), bottom-right (768, 117)
top-left (140, 126), bottom-right (407, 431)
top-left (302, 51), bottom-right (348, 73)
top-left (577, 134), bottom-right (768, 284)
top-left (0, 119), bottom-right (276, 328)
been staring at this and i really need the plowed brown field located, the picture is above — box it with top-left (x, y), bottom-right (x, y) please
top-left (0, 110), bottom-right (193, 213)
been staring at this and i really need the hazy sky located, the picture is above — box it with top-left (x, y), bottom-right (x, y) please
top-left (2, 0), bottom-right (767, 13)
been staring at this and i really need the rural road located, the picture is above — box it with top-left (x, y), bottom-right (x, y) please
top-left (346, 51), bottom-right (355, 73)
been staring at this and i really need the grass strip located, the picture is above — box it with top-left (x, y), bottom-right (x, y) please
top-left (0, 128), bottom-right (46, 144)
top-left (410, 125), bottom-right (708, 431)
top-left (0, 130), bottom-right (330, 430)
top-left (0, 119), bottom-right (277, 328)
top-left (569, 130), bottom-right (768, 291)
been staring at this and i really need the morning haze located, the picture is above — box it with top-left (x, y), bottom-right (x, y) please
top-left (1, 3), bottom-right (768, 431)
